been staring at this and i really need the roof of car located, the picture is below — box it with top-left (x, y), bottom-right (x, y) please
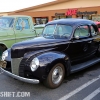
top-left (46, 18), bottom-right (95, 26)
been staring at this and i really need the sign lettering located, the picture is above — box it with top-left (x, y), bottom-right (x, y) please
top-left (66, 9), bottom-right (78, 16)
top-left (66, 9), bottom-right (97, 16)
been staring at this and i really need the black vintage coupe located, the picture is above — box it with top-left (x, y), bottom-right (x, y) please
top-left (1, 18), bottom-right (100, 89)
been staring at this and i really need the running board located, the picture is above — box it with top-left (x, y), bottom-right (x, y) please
top-left (71, 57), bottom-right (100, 73)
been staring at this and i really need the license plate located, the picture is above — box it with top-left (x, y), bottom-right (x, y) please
top-left (0, 61), bottom-right (7, 68)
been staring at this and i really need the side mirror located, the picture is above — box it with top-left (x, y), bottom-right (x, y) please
top-left (36, 32), bottom-right (41, 37)
top-left (34, 29), bottom-right (40, 37)
top-left (37, 32), bottom-right (41, 36)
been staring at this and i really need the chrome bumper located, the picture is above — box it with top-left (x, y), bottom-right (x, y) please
top-left (0, 67), bottom-right (39, 84)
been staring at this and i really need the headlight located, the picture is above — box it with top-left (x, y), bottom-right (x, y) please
top-left (2, 50), bottom-right (8, 61)
top-left (30, 57), bottom-right (39, 72)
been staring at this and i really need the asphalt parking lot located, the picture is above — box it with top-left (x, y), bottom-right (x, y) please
top-left (0, 63), bottom-right (100, 100)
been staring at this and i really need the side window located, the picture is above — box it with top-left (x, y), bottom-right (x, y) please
top-left (15, 18), bottom-right (22, 30)
top-left (43, 25), bottom-right (56, 34)
top-left (74, 25), bottom-right (90, 38)
top-left (22, 19), bottom-right (30, 29)
top-left (56, 25), bottom-right (63, 35)
top-left (55, 25), bottom-right (72, 37)
top-left (15, 18), bottom-right (30, 30)
top-left (90, 25), bottom-right (97, 36)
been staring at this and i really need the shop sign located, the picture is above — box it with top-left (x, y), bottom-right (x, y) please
top-left (77, 11), bottom-right (97, 15)
top-left (55, 13), bottom-right (65, 16)
top-left (66, 9), bottom-right (97, 16)
top-left (66, 9), bottom-right (78, 16)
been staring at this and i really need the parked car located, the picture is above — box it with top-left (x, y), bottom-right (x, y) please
top-left (34, 24), bottom-right (45, 36)
top-left (0, 15), bottom-right (42, 58)
top-left (95, 21), bottom-right (100, 32)
top-left (0, 18), bottom-right (100, 89)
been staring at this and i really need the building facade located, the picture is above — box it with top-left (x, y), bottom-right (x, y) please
top-left (9, 0), bottom-right (100, 24)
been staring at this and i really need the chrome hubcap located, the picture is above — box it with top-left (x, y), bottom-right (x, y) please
top-left (52, 66), bottom-right (63, 84)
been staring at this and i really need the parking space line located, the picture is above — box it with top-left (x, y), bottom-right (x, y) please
top-left (83, 87), bottom-right (100, 100)
top-left (59, 75), bottom-right (100, 100)
top-left (0, 68), bottom-right (3, 74)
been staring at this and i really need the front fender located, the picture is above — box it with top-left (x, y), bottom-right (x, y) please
top-left (38, 51), bottom-right (67, 69)
top-left (21, 51), bottom-right (71, 81)
top-left (38, 51), bottom-right (70, 76)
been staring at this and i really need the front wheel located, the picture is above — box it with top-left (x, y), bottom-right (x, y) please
top-left (44, 63), bottom-right (65, 89)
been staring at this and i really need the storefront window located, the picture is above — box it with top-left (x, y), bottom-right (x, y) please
top-left (77, 15), bottom-right (82, 19)
top-left (35, 17), bottom-right (48, 25)
top-left (83, 15), bottom-right (89, 19)
top-left (77, 15), bottom-right (92, 20)
top-left (52, 15), bottom-right (72, 20)
top-left (66, 16), bottom-right (72, 18)
top-left (55, 16), bottom-right (66, 19)
top-left (92, 15), bottom-right (100, 21)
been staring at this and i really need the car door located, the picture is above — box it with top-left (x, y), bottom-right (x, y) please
top-left (89, 24), bottom-right (99, 54)
top-left (0, 17), bottom-right (16, 48)
top-left (67, 24), bottom-right (97, 64)
top-left (14, 17), bottom-right (36, 43)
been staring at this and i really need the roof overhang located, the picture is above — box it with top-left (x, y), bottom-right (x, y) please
top-left (13, 0), bottom-right (71, 13)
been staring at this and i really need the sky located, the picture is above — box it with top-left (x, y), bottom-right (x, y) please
top-left (0, 0), bottom-right (55, 12)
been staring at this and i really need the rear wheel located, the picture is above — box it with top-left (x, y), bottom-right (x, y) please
top-left (44, 63), bottom-right (65, 89)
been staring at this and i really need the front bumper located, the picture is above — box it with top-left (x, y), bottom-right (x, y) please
top-left (0, 67), bottom-right (39, 84)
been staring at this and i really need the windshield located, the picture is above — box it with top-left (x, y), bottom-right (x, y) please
top-left (0, 17), bottom-right (14, 28)
top-left (42, 24), bottom-right (72, 39)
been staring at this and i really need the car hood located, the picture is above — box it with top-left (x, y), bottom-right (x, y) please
top-left (11, 37), bottom-right (69, 58)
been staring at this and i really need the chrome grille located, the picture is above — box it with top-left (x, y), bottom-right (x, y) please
top-left (11, 57), bottom-right (23, 75)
